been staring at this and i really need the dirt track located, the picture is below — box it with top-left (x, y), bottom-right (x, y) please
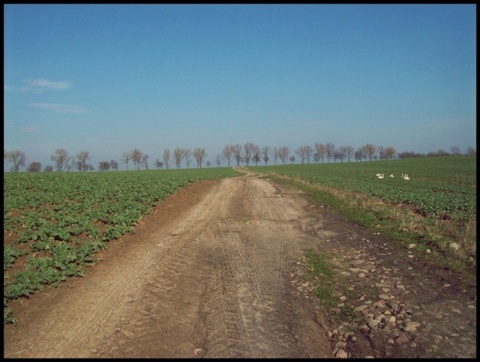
top-left (4, 171), bottom-right (334, 358)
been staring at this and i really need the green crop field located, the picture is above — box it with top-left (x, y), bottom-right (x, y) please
top-left (251, 156), bottom-right (476, 222)
top-left (3, 167), bottom-right (241, 324)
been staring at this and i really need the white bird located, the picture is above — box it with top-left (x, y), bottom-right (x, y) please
top-left (377, 174), bottom-right (384, 179)
top-left (389, 174), bottom-right (394, 178)
top-left (376, 173), bottom-right (382, 177)
top-left (404, 174), bottom-right (410, 180)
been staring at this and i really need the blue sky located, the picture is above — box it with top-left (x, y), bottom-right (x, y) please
top-left (4, 4), bottom-right (476, 170)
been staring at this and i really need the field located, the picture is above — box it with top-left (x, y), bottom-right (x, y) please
top-left (251, 156), bottom-right (476, 265)
top-left (3, 167), bottom-right (241, 324)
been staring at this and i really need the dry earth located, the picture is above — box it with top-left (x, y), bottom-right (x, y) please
top-left (3, 170), bottom-right (476, 358)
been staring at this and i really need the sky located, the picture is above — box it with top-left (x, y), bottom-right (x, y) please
top-left (4, 4), bottom-right (476, 171)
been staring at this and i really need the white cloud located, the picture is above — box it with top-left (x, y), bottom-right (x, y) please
top-left (21, 126), bottom-right (41, 133)
top-left (29, 103), bottom-right (88, 114)
top-left (5, 78), bottom-right (73, 93)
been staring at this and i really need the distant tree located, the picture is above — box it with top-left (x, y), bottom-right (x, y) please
top-left (121, 151), bottom-right (132, 170)
top-left (206, 161), bottom-right (211, 167)
top-left (262, 146), bottom-right (270, 166)
top-left (272, 147), bottom-right (279, 165)
top-left (357, 145), bottom-right (368, 161)
top-left (314, 143), bottom-right (326, 163)
top-left (51, 148), bottom-right (69, 172)
top-left (325, 143), bottom-right (335, 163)
top-left (231, 144), bottom-right (243, 166)
top-left (335, 148), bottom-right (346, 162)
top-left (343, 145), bottom-right (354, 162)
top-left (305, 145), bottom-right (313, 163)
top-left (99, 161), bottom-right (110, 171)
top-left (8, 150), bottom-right (26, 172)
top-left (222, 145), bottom-right (233, 167)
top-left (141, 154), bottom-right (149, 170)
top-left (215, 154), bottom-right (223, 167)
top-left (27, 161), bottom-right (42, 172)
top-left (466, 147), bottom-right (476, 156)
top-left (364, 143), bottom-right (376, 161)
top-left (296, 146), bottom-right (307, 164)
top-left (194, 147), bottom-right (207, 168)
top-left (43, 165), bottom-right (54, 172)
top-left (4, 150), bottom-right (9, 163)
top-left (427, 149), bottom-right (449, 157)
top-left (289, 155), bottom-right (295, 164)
top-left (173, 147), bottom-right (184, 169)
top-left (398, 151), bottom-right (423, 159)
top-left (110, 160), bottom-right (118, 171)
top-left (384, 147), bottom-right (396, 160)
top-left (354, 149), bottom-right (363, 162)
top-left (251, 145), bottom-right (261, 166)
top-left (243, 142), bottom-right (255, 166)
top-left (450, 146), bottom-right (461, 156)
top-left (377, 146), bottom-right (386, 160)
top-left (163, 149), bottom-right (170, 169)
top-left (278, 146), bottom-right (290, 165)
top-left (155, 158), bottom-right (163, 169)
top-left (131, 148), bottom-right (143, 170)
top-left (183, 149), bottom-right (192, 168)
top-left (66, 156), bottom-right (75, 172)
top-left (76, 151), bottom-right (91, 172)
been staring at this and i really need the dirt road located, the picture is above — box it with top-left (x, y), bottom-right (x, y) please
top-left (4, 171), bottom-right (335, 358)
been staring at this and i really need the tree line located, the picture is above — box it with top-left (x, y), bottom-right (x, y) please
top-left (4, 143), bottom-right (476, 172)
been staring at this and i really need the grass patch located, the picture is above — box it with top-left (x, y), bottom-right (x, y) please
top-left (268, 173), bottom-right (475, 274)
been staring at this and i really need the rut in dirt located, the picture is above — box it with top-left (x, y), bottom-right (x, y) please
top-left (4, 174), bottom-right (332, 358)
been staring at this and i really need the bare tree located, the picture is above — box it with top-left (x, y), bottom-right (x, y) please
top-left (314, 143), bottom-right (326, 163)
top-left (194, 147), bottom-right (207, 168)
top-left (142, 154), bottom-right (149, 170)
top-left (98, 161), bottom-right (110, 171)
top-left (365, 143), bottom-right (376, 161)
top-left (215, 154), bottom-right (223, 167)
top-left (273, 147), bottom-right (279, 165)
top-left (231, 144), bottom-right (243, 166)
top-left (121, 151), bottom-right (132, 170)
top-left (182, 149), bottom-right (191, 168)
top-left (262, 146), bottom-right (270, 165)
top-left (163, 149), bottom-right (170, 170)
top-left (110, 160), bottom-right (118, 170)
top-left (296, 146), bottom-right (308, 164)
top-left (344, 145), bottom-right (354, 162)
top-left (51, 148), bottom-right (69, 172)
top-left (7, 150), bottom-right (26, 172)
top-left (325, 143), bottom-right (335, 163)
top-left (27, 161), bottom-right (42, 172)
top-left (305, 145), bottom-right (313, 163)
top-left (356, 145), bottom-right (368, 161)
top-left (335, 148), bottom-right (346, 162)
top-left (384, 147), bottom-right (396, 160)
top-left (466, 147), bottom-right (476, 156)
top-left (289, 155), bottom-right (295, 164)
top-left (222, 145), bottom-right (233, 167)
top-left (76, 151), bottom-right (91, 172)
top-left (66, 156), bottom-right (75, 172)
top-left (450, 146), bottom-right (461, 155)
top-left (278, 146), bottom-right (290, 165)
top-left (131, 148), bottom-right (143, 170)
top-left (243, 142), bottom-right (255, 166)
top-left (252, 145), bottom-right (261, 166)
top-left (155, 158), bottom-right (163, 169)
top-left (173, 147), bottom-right (184, 169)
top-left (44, 165), bottom-right (54, 172)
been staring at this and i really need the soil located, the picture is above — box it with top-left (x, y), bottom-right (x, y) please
top-left (3, 169), bottom-right (476, 358)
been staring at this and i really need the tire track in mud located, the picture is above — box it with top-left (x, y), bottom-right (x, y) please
top-left (4, 175), bottom-right (332, 358)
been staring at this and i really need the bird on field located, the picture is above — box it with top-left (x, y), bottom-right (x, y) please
top-left (377, 174), bottom-right (384, 179)
top-left (376, 173), bottom-right (382, 177)
top-left (389, 174), bottom-right (394, 178)
top-left (403, 174), bottom-right (410, 180)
